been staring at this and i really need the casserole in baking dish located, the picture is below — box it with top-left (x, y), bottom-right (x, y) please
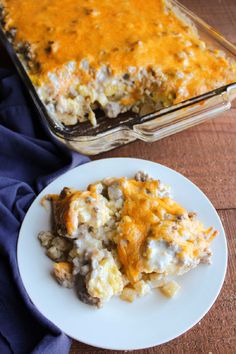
top-left (1, 0), bottom-right (236, 153)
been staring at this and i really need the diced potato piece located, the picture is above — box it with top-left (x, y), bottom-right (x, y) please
top-left (148, 273), bottom-right (167, 288)
top-left (134, 280), bottom-right (151, 297)
top-left (53, 262), bottom-right (74, 288)
top-left (160, 280), bottom-right (180, 298)
top-left (54, 261), bottom-right (72, 273)
top-left (120, 287), bottom-right (137, 302)
top-left (87, 255), bottom-right (123, 301)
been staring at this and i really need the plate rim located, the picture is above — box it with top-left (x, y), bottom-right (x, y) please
top-left (17, 157), bottom-right (228, 350)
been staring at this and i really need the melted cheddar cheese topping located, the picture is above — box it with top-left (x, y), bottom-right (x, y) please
top-left (115, 178), bottom-right (216, 283)
top-left (39, 173), bottom-right (217, 306)
top-left (117, 179), bottom-right (181, 282)
top-left (2, 0), bottom-right (236, 102)
top-left (49, 177), bottom-right (217, 284)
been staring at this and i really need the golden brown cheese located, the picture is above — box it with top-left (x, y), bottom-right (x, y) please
top-left (46, 188), bottom-right (98, 237)
top-left (43, 177), bottom-right (217, 288)
top-left (117, 179), bottom-right (186, 282)
top-left (2, 0), bottom-right (236, 103)
top-left (114, 178), bottom-right (217, 283)
top-left (54, 261), bottom-right (72, 275)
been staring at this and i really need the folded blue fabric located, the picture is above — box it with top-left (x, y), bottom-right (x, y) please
top-left (0, 68), bottom-right (89, 354)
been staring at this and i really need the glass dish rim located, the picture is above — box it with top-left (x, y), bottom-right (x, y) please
top-left (0, 0), bottom-right (236, 143)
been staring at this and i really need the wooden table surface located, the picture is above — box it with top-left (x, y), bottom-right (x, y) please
top-left (1, 0), bottom-right (235, 353)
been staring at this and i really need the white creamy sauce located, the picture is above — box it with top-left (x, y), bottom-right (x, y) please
top-left (74, 233), bottom-right (102, 256)
top-left (147, 239), bottom-right (181, 273)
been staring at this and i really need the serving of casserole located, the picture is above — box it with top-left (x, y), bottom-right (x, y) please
top-left (1, 0), bottom-right (236, 128)
top-left (38, 171), bottom-right (217, 308)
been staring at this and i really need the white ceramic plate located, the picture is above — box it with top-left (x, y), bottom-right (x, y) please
top-left (17, 158), bottom-right (227, 350)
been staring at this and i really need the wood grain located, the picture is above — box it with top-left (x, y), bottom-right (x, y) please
top-left (71, 0), bottom-right (236, 352)
top-left (181, 0), bottom-right (236, 45)
top-left (0, 0), bottom-right (235, 353)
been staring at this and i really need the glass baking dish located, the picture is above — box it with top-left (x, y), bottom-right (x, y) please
top-left (0, 0), bottom-right (236, 155)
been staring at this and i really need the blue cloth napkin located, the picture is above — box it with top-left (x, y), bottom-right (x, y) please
top-left (0, 68), bottom-right (89, 354)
